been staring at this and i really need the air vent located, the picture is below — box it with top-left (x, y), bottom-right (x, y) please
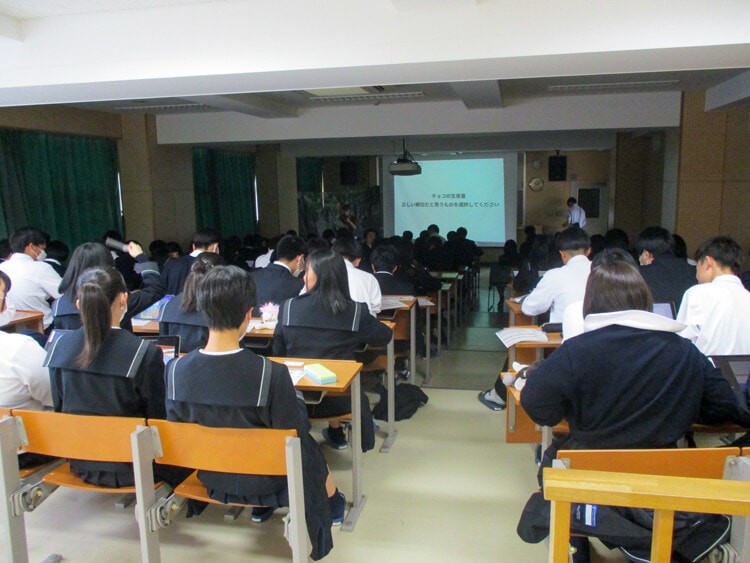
top-left (309, 91), bottom-right (425, 103)
top-left (113, 103), bottom-right (212, 112)
top-left (547, 80), bottom-right (679, 92)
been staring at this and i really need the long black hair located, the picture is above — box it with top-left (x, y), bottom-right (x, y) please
top-left (76, 266), bottom-right (126, 368)
top-left (59, 242), bottom-right (115, 300)
top-left (305, 248), bottom-right (351, 315)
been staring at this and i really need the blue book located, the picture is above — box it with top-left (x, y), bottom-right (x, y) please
top-left (134, 295), bottom-right (174, 321)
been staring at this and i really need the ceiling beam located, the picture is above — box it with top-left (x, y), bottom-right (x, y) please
top-left (389, 0), bottom-right (477, 10)
top-left (182, 93), bottom-right (299, 118)
top-left (0, 12), bottom-right (21, 42)
top-left (450, 80), bottom-right (503, 109)
top-left (705, 69), bottom-right (750, 111)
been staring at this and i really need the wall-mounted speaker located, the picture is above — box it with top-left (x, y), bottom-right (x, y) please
top-left (548, 156), bottom-right (567, 182)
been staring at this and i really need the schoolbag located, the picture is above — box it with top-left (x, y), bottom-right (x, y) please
top-left (372, 382), bottom-right (429, 421)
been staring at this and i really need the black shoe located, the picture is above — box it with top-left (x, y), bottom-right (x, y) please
top-left (251, 506), bottom-right (275, 523)
top-left (322, 426), bottom-right (348, 449)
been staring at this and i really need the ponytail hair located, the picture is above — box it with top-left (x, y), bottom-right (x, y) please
top-left (181, 251), bottom-right (225, 312)
top-left (76, 267), bottom-right (126, 368)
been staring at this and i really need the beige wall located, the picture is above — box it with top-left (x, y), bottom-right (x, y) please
top-left (675, 91), bottom-right (750, 257)
top-left (256, 144), bottom-right (300, 237)
top-left (523, 150), bottom-right (610, 236)
top-left (0, 105), bottom-right (121, 138)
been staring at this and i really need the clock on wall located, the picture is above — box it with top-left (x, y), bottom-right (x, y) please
top-left (529, 177), bottom-right (544, 192)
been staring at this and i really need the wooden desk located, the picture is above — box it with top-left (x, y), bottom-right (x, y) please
top-left (269, 357), bottom-right (365, 532)
top-left (505, 299), bottom-right (537, 327)
top-left (507, 328), bottom-right (562, 365)
top-left (130, 319), bottom-right (159, 334)
top-left (1, 310), bottom-right (45, 334)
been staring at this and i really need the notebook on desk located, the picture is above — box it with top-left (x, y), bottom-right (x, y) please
top-left (710, 355), bottom-right (750, 391)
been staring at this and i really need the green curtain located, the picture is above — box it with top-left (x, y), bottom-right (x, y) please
top-left (0, 128), bottom-right (121, 247)
top-left (193, 148), bottom-right (256, 237)
top-left (296, 157), bottom-right (323, 193)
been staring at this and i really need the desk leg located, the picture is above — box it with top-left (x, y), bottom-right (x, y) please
top-left (436, 290), bottom-right (442, 356)
top-left (341, 374), bottom-right (365, 532)
top-left (507, 395), bottom-right (516, 433)
top-left (422, 306), bottom-right (431, 387)
top-left (381, 337), bottom-right (398, 453)
top-left (445, 290), bottom-right (451, 348)
top-left (409, 305), bottom-right (416, 386)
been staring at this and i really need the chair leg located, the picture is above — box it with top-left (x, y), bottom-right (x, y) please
top-left (0, 417), bottom-right (30, 563)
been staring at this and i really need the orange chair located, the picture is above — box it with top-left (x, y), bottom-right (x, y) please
top-left (131, 419), bottom-right (307, 563)
top-left (0, 410), bottom-right (148, 563)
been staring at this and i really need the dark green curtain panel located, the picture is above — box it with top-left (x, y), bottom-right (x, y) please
top-left (296, 157), bottom-right (323, 193)
top-left (0, 128), bottom-right (121, 247)
top-left (193, 148), bottom-right (256, 237)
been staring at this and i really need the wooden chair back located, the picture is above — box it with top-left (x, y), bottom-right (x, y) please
top-left (14, 409), bottom-right (144, 463)
top-left (131, 420), bottom-right (307, 563)
top-left (544, 467), bottom-right (750, 563)
top-left (146, 419), bottom-right (296, 475)
top-left (0, 411), bottom-right (147, 563)
top-left (557, 447), bottom-right (740, 479)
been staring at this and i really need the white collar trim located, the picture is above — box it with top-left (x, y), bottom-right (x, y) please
top-left (584, 309), bottom-right (686, 333)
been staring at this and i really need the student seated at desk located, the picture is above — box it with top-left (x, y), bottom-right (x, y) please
top-left (165, 266), bottom-right (341, 560)
top-left (52, 241), bottom-right (164, 331)
top-left (273, 248), bottom-right (392, 450)
top-left (45, 266), bottom-right (187, 488)
top-left (516, 262), bottom-right (750, 563)
top-left (0, 271), bottom-right (56, 469)
top-left (371, 244), bottom-right (416, 296)
top-left (159, 252), bottom-right (224, 352)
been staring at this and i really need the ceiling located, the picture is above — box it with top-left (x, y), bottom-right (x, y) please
top-left (0, 1), bottom-right (747, 119)
top-left (64, 68), bottom-right (748, 118)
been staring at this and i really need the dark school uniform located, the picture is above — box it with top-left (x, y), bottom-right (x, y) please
top-left (51, 255), bottom-right (165, 331)
top-left (158, 293), bottom-right (208, 353)
top-left (250, 263), bottom-right (304, 317)
top-left (44, 327), bottom-right (186, 487)
top-left (165, 349), bottom-right (333, 560)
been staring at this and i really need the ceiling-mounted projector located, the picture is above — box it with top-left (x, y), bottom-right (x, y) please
top-left (388, 139), bottom-right (422, 176)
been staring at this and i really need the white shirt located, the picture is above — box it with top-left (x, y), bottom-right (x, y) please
top-left (568, 203), bottom-right (586, 228)
top-left (562, 300), bottom-right (584, 341)
top-left (254, 249), bottom-right (273, 269)
top-left (0, 331), bottom-right (52, 410)
top-left (0, 253), bottom-right (62, 328)
top-left (344, 259), bottom-right (381, 316)
top-left (522, 254), bottom-right (591, 323)
top-left (676, 274), bottom-right (750, 356)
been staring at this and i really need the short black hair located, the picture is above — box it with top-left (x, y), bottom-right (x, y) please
top-left (567, 197), bottom-right (577, 205)
top-left (555, 227), bottom-right (589, 252)
top-left (197, 265), bottom-right (256, 330)
top-left (695, 236), bottom-right (742, 273)
top-left (192, 228), bottom-right (221, 249)
top-left (9, 227), bottom-right (46, 253)
top-left (370, 244), bottom-right (399, 272)
top-left (331, 237), bottom-right (361, 261)
top-left (45, 240), bottom-right (69, 262)
top-left (636, 227), bottom-right (674, 257)
top-left (275, 235), bottom-right (305, 261)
